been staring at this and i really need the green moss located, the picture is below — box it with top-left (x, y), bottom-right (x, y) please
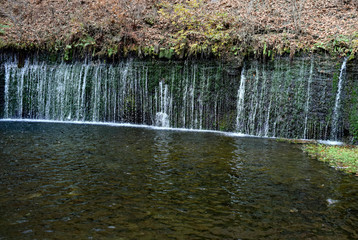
top-left (348, 80), bottom-right (358, 144)
top-left (332, 69), bottom-right (339, 96)
top-left (107, 46), bottom-right (118, 57)
top-left (0, 24), bottom-right (10, 35)
top-left (218, 111), bottom-right (235, 131)
top-left (158, 0), bottom-right (233, 58)
top-left (159, 48), bottom-right (174, 59)
top-left (276, 138), bottom-right (315, 144)
top-left (350, 115), bottom-right (358, 144)
top-left (64, 45), bottom-right (73, 61)
top-left (143, 46), bottom-right (156, 57)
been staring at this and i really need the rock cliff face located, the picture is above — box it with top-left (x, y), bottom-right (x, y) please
top-left (0, 52), bottom-right (357, 142)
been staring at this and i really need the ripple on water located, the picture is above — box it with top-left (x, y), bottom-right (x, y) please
top-left (0, 121), bottom-right (358, 239)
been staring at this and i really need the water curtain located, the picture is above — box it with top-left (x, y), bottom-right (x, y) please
top-left (1, 56), bottom-right (348, 140)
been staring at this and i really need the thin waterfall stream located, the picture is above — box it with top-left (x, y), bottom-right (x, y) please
top-left (236, 68), bottom-right (246, 132)
top-left (303, 57), bottom-right (314, 139)
top-left (155, 80), bottom-right (170, 127)
top-left (331, 57), bottom-right (348, 140)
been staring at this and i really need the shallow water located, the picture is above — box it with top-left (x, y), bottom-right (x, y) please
top-left (0, 121), bottom-right (357, 239)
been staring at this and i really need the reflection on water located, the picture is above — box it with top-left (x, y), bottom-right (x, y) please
top-left (0, 121), bottom-right (357, 239)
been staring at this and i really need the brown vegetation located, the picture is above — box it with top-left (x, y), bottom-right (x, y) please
top-left (0, 0), bottom-right (357, 59)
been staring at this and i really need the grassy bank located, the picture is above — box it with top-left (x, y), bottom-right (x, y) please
top-left (303, 144), bottom-right (358, 176)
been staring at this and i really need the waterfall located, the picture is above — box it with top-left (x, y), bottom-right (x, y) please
top-left (3, 62), bottom-right (11, 118)
top-left (303, 57), bottom-right (314, 139)
top-left (331, 57), bottom-right (348, 140)
top-left (1, 55), bottom-right (351, 140)
top-left (247, 67), bottom-right (259, 135)
top-left (236, 68), bottom-right (246, 132)
top-left (78, 64), bottom-right (90, 121)
top-left (155, 80), bottom-right (170, 127)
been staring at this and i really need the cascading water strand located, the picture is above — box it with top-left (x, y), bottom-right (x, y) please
top-left (331, 57), bottom-right (348, 141)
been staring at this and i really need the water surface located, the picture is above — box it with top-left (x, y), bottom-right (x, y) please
top-left (0, 121), bottom-right (357, 239)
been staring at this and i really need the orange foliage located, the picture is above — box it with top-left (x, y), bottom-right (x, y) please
top-left (0, 0), bottom-right (357, 56)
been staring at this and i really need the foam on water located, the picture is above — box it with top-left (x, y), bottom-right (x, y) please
top-left (317, 140), bottom-right (344, 146)
top-left (0, 118), bottom-right (250, 138)
top-left (1, 119), bottom-right (349, 145)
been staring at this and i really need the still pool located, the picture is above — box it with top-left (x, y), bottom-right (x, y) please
top-left (0, 120), bottom-right (357, 239)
